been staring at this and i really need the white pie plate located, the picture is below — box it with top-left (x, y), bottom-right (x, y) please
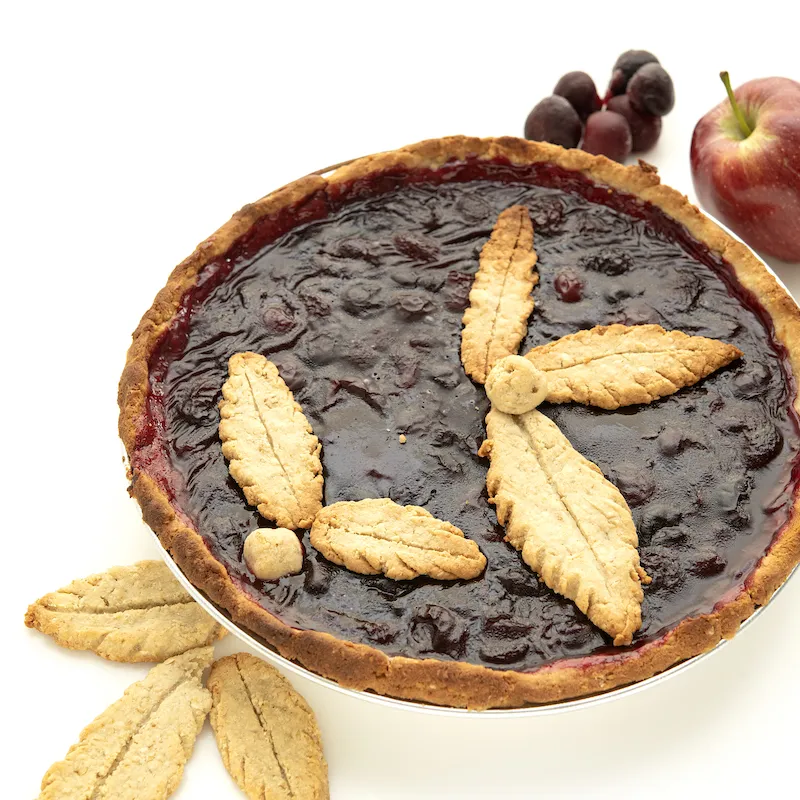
top-left (147, 208), bottom-right (799, 717)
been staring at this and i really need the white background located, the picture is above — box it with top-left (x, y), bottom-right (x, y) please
top-left (3, 2), bottom-right (799, 798)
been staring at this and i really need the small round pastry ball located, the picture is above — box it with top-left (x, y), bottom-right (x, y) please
top-left (486, 355), bottom-right (549, 415)
top-left (243, 527), bottom-right (304, 581)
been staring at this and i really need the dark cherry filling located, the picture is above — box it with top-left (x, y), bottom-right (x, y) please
top-left (138, 158), bottom-right (800, 671)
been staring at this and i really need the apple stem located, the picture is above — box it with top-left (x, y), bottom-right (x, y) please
top-left (720, 71), bottom-right (752, 138)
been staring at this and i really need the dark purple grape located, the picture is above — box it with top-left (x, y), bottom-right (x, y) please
top-left (553, 71), bottom-right (602, 121)
top-left (554, 270), bottom-right (583, 302)
top-left (606, 94), bottom-right (662, 152)
top-left (524, 96), bottom-right (582, 149)
top-left (628, 63), bottom-right (675, 116)
top-left (607, 50), bottom-right (659, 97)
top-left (581, 110), bottom-right (632, 162)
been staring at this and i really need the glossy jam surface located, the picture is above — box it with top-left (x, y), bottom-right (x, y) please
top-left (143, 162), bottom-right (799, 671)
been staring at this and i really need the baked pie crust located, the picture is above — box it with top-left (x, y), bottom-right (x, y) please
top-left (118, 136), bottom-right (800, 709)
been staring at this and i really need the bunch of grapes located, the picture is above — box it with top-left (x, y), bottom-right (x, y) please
top-left (523, 51), bottom-right (675, 163)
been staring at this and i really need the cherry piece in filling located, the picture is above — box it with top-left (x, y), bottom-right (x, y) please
top-left (554, 270), bottom-right (584, 302)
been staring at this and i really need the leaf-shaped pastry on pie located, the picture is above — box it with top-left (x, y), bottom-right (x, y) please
top-left (220, 352), bottom-right (323, 529)
top-left (525, 324), bottom-right (742, 410)
top-left (38, 647), bottom-right (213, 800)
top-left (24, 561), bottom-right (226, 662)
top-left (310, 498), bottom-right (487, 581)
top-left (461, 205), bottom-right (539, 383)
top-left (479, 408), bottom-right (648, 645)
top-left (208, 653), bottom-right (329, 800)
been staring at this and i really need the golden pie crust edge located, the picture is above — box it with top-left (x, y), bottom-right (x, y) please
top-left (118, 135), bottom-right (800, 710)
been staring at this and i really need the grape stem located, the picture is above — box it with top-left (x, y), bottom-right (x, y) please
top-left (720, 71), bottom-right (752, 138)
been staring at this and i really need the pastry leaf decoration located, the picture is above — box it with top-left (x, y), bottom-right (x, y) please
top-left (461, 205), bottom-right (539, 384)
top-left (38, 648), bottom-right (213, 800)
top-left (479, 408), bottom-right (649, 646)
top-left (525, 324), bottom-right (742, 410)
top-left (24, 561), bottom-right (226, 662)
top-left (310, 498), bottom-right (487, 581)
top-left (220, 352), bottom-right (323, 529)
top-left (208, 653), bottom-right (329, 800)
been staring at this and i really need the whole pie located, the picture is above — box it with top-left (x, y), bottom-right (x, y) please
top-left (119, 136), bottom-right (800, 709)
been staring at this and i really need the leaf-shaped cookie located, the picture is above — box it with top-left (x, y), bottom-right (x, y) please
top-left (38, 647), bottom-right (213, 800)
top-left (25, 561), bottom-right (226, 662)
top-left (208, 653), bottom-right (329, 800)
top-left (461, 205), bottom-right (539, 383)
top-left (220, 352), bottom-right (323, 529)
top-left (310, 498), bottom-right (487, 580)
top-left (479, 408), bottom-right (648, 645)
top-left (525, 324), bottom-right (742, 410)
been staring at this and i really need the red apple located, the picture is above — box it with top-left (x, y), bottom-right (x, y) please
top-left (690, 73), bottom-right (800, 262)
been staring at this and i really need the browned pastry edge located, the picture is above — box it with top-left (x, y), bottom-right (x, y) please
top-left (118, 136), bottom-right (800, 709)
